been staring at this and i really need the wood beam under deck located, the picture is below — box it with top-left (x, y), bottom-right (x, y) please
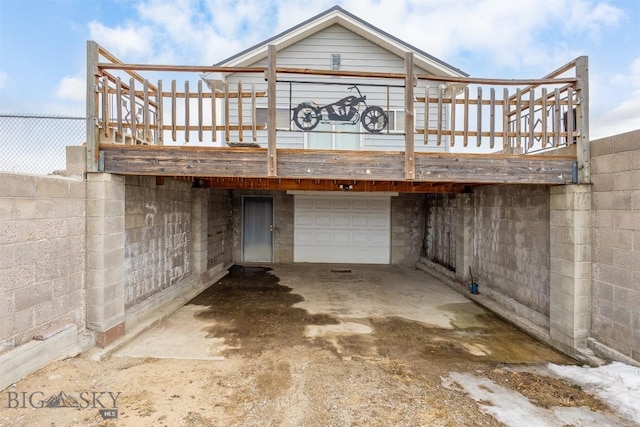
top-left (100, 144), bottom-right (576, 188)
top-left (185, 177), bottom-right (465, 193)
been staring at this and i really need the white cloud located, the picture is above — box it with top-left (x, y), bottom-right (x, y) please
top-left (342, 0), bottom-right (623, 72)
top-left (591, 57), bottom-right (640, 139)
top-left (88, 20), bottom-right (154, 61)
top-left (55, 76), bottom-right (85, 102)
top-left (84, 0), bottom-right (623, 73)
top-left (80, 0), bottom-right (633, 140)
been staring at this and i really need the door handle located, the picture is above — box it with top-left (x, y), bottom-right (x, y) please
top-left (269, 225), bottom-right (274, 232)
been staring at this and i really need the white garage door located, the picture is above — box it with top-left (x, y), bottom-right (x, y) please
top-left (294, 194), bottom-right (391, 264)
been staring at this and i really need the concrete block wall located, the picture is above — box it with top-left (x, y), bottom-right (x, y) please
top-left (472, 185), bottom-right (551, 318)
top-left (423, 193), bottom-right (457, 269)
top-left (124, 176), bottom-right (192, 308)
top-left (207, 189), bottom-right (233, 269)
top-left (391, 194), bottom-right (425, 265)
top-left (0, 173), bottom-right (85, 351)
top-left (590, 129), bottom-right (640, 362)
top-left (549, 185), bottom-right (592, 353)
top-left (86, 173), bottom-right (125, 344)
top-left (423, 185), bottom-right (551, 328)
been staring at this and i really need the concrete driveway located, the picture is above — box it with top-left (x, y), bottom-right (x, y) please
top-left (7, 264), bottom-right (633, 426)
top-left (115, 264), bottom-right (564, 364)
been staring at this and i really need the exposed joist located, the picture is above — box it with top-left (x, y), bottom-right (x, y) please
top-left (195, 177), bottom-right (465, 193)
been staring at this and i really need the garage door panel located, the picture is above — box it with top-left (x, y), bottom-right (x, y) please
top-left (333, 233), bottom-right (351, 244)
top-left (351, 199), bottom-right (370, 210)
top-left (370, 215), bottom-right (389, 228)
top-left (295, 215), bottom-right (315, 226)
top-left (332, 199), bottom-right (351, 209)
top-left (351, 231), bottom-right (372, 245)
top-left (296, 198), bottom-right (314, 209)
top-left (351, 218), bottom-right (369, 227)
top-left (294, 229), bottom-right (314, 244)
top-left (370, 199), bottom-right (389, 210)
top-left (371, 233), bottom-right (390, 245)
top-left (332, 214), bottom-right (351, 227)
top-left (316, 215), bottom-right (333, 226)
top-left (315, 199), bottom-right (334, 209)
top-left (294, 195), bottom-right (390, 264)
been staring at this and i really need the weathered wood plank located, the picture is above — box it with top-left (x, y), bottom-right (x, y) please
top-left (238, 81), bottom-right (243, 143)
top-left (171, 80), bottom-right (177, 141)
top-left (415, 154), bottom-right (573, 184)
top-left (278, 151), bottom-right (405, 181)
top-left (267, 45), bottom-right (278, 176)
top-left (143, 80), bottom-right (150, 142)
top-left (102, 145), bottom-right (267, 177)
top-left (100, 144), bottom-right (574, 185)
top-left (86, 41), bottom-right (100, 172)
top-left (197, 80), bottom-right (203, 142)
top-left (404, 52), bottom-right (415, 180)
top-left (116, 77), bottom-right (123, 140)
top-left (129, 78), bottom-right (136, 143)
top-left (575, 55), bottom-right (590, 183)
top-left (157, 80), bottom-right (163, 145)
top-left (184, 81), bottom-right (190, 143)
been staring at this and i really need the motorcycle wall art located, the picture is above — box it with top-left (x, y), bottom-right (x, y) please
top-left (292, 85), bottom-right (388, 133)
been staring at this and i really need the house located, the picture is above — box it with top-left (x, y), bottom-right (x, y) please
top-left (201, 6), bottom-right (469, 264)
top-left (203, 5), bottom-right (468, 152)
top-left (89, 5), bottom-right (583, 267)
top-left (6, 6), bottom-right (622, 391)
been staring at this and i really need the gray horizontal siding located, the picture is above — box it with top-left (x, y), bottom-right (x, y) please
top-left (221, 24), bottom-right (449, 152)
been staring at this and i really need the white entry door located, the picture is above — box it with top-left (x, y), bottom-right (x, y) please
top-left (294, 194), bottom-right (391, 264)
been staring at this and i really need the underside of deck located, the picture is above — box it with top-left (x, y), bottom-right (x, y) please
top-left (99, 144), bottom-right (576, 192)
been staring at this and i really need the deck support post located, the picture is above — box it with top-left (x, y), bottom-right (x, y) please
top-left (267, 45), bottom-right (278, 177)
top-left (575, 56), bottom-right (590, 184)
top-left (549, 184), bottom-right (592, 355)
top-left (86, 173), bottom-right (126, 347)
top-left (404, 52), bottom-right (415, 180)
top-left (86, 41), bottom-right (100, 172)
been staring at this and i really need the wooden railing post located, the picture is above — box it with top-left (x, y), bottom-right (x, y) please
top-left (575, 56), bottom-right (590, 183)
top-left (86, 41), bottom-right (100, 172)
top-left (404, 52), bottom-right (415, 180)
top-left (267, 44), bottom-right (277, 176)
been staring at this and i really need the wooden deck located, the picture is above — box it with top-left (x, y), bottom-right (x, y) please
top-left (100, 144), bottom-right (575, 192)
top-left (87, 41), bottom-right (588, 192)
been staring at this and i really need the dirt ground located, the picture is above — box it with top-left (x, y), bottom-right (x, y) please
top-left (0, 266), bottom-right (629, 426)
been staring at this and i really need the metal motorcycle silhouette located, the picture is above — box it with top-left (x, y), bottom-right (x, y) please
top-left (292, 85), bottom-right (388, 133)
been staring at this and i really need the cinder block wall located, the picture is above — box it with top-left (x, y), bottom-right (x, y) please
top-left (424, 185), bottom-right (551, 325)
top-left (0, 173), bottom-right (86, 350)
top-left (124, 177), bottom-right (192, 308)
top-left (423, 193), bottom-right (457, 269)
top-left (391, 193), bottom-right (425, 265)
top-left (207, 189), bottom-right (234, 269)
top-left (473, 185), bottom-right (551, 317)
top-left (591, 129), bottom-right (640, 361)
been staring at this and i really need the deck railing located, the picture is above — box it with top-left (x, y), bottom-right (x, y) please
top-left (86, 41), bottom-right (589, 182)
top-left (414, 59), bottom-right (585, 154)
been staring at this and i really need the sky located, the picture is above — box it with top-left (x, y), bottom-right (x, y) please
top-left (0, 0), bottom-right (638, 140)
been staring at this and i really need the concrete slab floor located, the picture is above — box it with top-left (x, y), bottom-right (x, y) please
top-left (115, 264), bottom-right (564, 364)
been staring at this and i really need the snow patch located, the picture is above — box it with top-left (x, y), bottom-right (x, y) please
top-left (547, 362), bottom-right (640, 424)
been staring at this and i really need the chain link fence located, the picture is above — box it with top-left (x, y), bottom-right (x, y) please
top-left (0, 114), bottom-right (86, 175)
